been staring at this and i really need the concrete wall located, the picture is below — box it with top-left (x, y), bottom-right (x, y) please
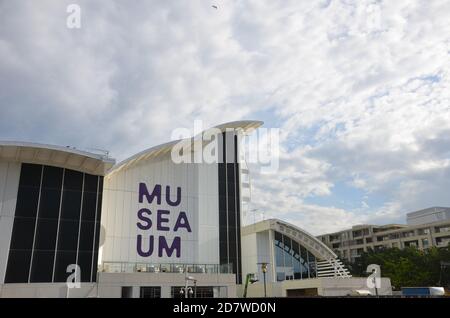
top-left (319, 277), bottom-right (392, 296)
top-left (0, 283), bottom-right (97, 298)
top-left (241, 277), bottom-right (392, 297)
top-left (1, 272), bottom-right (237, 298)
top-left (97, 272), bottom-right (236, 298)
top-left (0, 161), bottom-right (21, 284)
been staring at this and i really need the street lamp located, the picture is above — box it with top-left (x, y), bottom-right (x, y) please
top-left (257, 262), bottom-right (269, 297)
top-left (183, 271), bottom-right (197, 298)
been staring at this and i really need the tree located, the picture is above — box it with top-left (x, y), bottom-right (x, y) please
top-left (349, 245), bottom-right (450, 290)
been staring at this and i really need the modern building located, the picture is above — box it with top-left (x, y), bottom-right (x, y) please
top-left (318, 209), bottom-right (450, 263)
top-left (1, 121), bottom-right (393, 298)
top-left (0, 121), bottom-right (262, 298)
top-left (0, 141), bottom-right (113, 297)
top-left (240, 219), bottom-right (392, 297)
top-left (407, 207), bottom-right (450, 226)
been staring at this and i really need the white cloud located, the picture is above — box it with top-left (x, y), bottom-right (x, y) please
top-left (1, 0), bottom-right (450, 234)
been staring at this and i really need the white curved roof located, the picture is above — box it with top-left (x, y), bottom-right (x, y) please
top-left (107, 120), bottom-right (263, 176)
top-left (0, 141), bottom-right (115, 175)
top-left (242, 218), bottom-right (338, 261)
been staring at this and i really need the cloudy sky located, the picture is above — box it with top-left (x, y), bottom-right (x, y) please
top-left (1, 0), bottom-right (450, 235)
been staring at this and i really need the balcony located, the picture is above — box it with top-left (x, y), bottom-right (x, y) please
top-left (99, 262), bottom-right (233, 274)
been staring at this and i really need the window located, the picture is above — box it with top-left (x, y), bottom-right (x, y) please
top-left (418, 228), bottom-right (430, 235)
top-left (273, 231), bottom-right (315, 280)
top-left (171, 286), bottom-right (213, 298)
top-left (122, 287), bottom-right (133, 298)
top-left (404, 240), bottom-right (418, 248)
top-left (38, 166), bottom-right (63, 219)
top-left (435, 226), bottom-right (450, 233)
top-left (4, 250), bottom-right (32, 283)
top-left (140, 287), bottom-right (161, 298)
top-left (30, 251), bottom-right (55, 282)
top-left (5, 163), bottom-right (104, 284)
top-left (217, 132), bottom-right (242, 284)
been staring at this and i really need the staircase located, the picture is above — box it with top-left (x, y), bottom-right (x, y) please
top-left (316, 258), bottom-right (352, 278)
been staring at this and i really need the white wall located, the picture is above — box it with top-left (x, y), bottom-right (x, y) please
top-left (0, 161), bottom-right (21, 284)
top-left (241, 233), bottom-right (258, 279)
top-left (99, 154), bottom-right (220, 266)
top-left (241, 230), bottom-right (274, 284)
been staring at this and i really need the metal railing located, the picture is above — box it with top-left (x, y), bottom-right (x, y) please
top-left (99, 262), bottom-right (233, 274)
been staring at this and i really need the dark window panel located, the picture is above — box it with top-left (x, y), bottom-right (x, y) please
top-left (63, 169), bottom-right (83, 191)
top-left (38, 188), bottom-right (62, 219)
top-left (33, 218), bottom-right (58, 250)
top-left (78, 221), bottom-right (95, 251)
top-left (9, 217), bottom-right (36, 250)
top-left (292, 240), bottom-right (300, 255)
top-left (140, 287), bottom-right (161, 298)
top-left (274, 231), bottom-right (283, 242)
top-left (236, 224), bottom-right (242, 284)
top-left (83, 174), bottom-right (98, 193)
top-left (57, 220), bottom-right (80, 251)
top-left (93, 222), bottom-right (101, 251)
top-left (218, 208), bottom-right (227, 226)
top-left (30, 251), bottom-right (55, 283)
top-left (38, 166), bottom-right (63, 220)
top-left (54, 251), bottom-right (77, 282)
top-left (219, 240), bottom-right (228, 264)
top-left (222, 132), bottom-right (227, 163)
top-left (60, 190), bottom-right (82, 221)
top-left (77, 251), bottom-right (93, 282)
top-left (226, 163), bottom-right (236, 181)
top-left (283, 236), bottom-right (292, 251)
top-left (5, 250), bottom-right (32, 283)
top-left (14, 186), bottom-right (40, 218)
top-left (19, 163), bottom-right (42, 187)
top-left (227, 188), bottom-right (235, 209)
top-left (96, 179), bottom-right (103, 223)
top-left (91, 251), bottom-right (99, 282)
top-left (42, 166), bottom-right (63, 189)
top-left (218, 181), bottom-right (227, 198)
top-left (81, 191), bottom-right (97, 221)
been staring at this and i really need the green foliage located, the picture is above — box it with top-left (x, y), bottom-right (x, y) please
top-left (349, 245), bottom-right (450, 290)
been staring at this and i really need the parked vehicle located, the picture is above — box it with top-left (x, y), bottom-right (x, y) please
top-left (401, 287), bottom-right (445, 296)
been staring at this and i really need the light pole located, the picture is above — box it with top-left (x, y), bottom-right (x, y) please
top-left (183, 267), bottom-right (197, 298)
top-left (258, 262), bottom-right (269, 297)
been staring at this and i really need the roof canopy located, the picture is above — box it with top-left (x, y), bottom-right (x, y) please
top-left (242, 218), bottom-right (338, 261)
top-left (0, 141), bottom-right (115, 175)
top-left (107, 120), bottom-right (263, 176)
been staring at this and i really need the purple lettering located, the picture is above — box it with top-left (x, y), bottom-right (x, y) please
top-left (139, 182), bottom-right (161, 204)
top-left (174, 211), bottom-right (192, 232)
top-left (157, 210), bottom-right (170, 231)
top-left (166, 186), bottom-right (181, 206)
top-left (158, 236), bottom-right (181, 258)
top-left (137, 208), bottom-right (152, 230)
top-left (137, 235), bottom-right (154, 257)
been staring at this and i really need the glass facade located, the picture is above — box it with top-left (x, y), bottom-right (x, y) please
top-left (218, 132), bottom-right (242, 284)
top-left (5, 163), bottom-right (103, 284)
top-left (171, 286), bottom-right (214, 298)
top-left (274, 231), bottom-right (317, 281)
top-left (140, 286), bottom-right (161, 298)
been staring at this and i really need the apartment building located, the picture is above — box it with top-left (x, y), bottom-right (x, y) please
top-left (317, 207), bottom-right (450, 263)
